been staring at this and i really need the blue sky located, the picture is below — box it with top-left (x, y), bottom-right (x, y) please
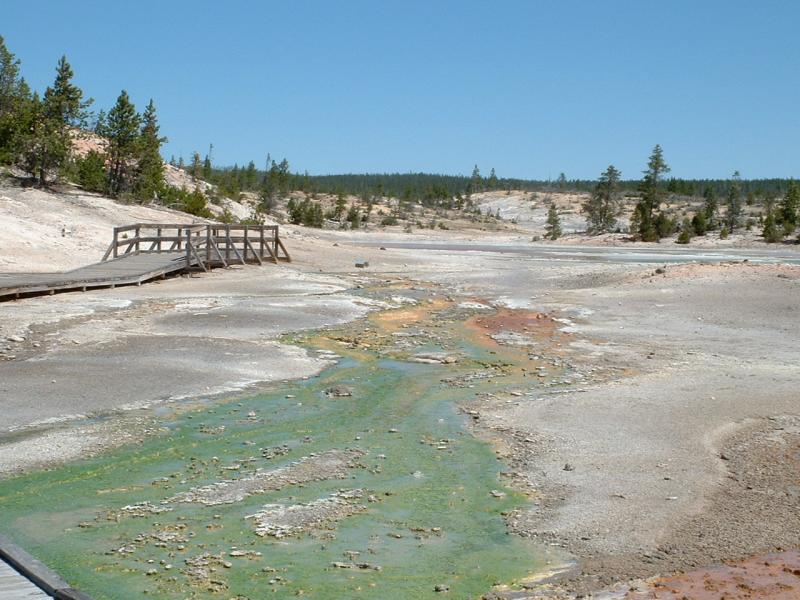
top-left (4, 1), bottom-right (798, 179)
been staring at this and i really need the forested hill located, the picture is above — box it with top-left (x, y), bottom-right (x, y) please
top-left (304, 173), bottom-right (796, 200)
top-left (199, 160), bottom-right (798, 202)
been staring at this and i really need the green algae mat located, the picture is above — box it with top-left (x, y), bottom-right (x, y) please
top-left (0, 295), bottom-right (564, 599)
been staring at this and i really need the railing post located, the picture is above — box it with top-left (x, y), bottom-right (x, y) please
top-left (206, 225), bottom-right (211, 263)
top-left (185, 227), bottom-right (191, 266)
top-left (243, 225), bottom-right (249, 262)
top-left (259, 226), bottom-right (265, 259)
top-left (157, 227), bottom-right (162, 253)
top-left (113, 227), bottom-right (119, 258)
top-left (135, 225), bottom-right (141, 254)
top-left (225, 224), bottom-right (231, 263)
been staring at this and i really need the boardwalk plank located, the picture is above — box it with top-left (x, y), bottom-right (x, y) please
top-left (0, 252), bottom-right (189, 298)
top-left (0, 560), bottom-right (49, 599)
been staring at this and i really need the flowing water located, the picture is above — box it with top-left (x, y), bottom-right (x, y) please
top-left (0, 293), bottom-right (565, 599)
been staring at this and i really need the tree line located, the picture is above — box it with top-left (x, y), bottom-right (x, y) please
top-left (574, 145), bottom-right (799, 243)
top-left (0, 37), bottom-right (219, 215)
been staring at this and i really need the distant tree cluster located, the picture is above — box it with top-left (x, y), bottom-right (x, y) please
top-left (575, 144), bottom-right (800, 244)
top-left (286, 197), bottom-right (324, 227)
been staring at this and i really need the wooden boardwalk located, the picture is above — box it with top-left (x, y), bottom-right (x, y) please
top-left (0, 533), bottom-right (93, 599)
top-left (0, 559), bottom-right (49, 599)
top-left (0, 223), bottom-right (290, 301)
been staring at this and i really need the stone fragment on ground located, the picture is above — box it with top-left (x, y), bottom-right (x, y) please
top-left (168, 448), bottom-right (364, 505)
top-left (246, 489), bottom-right (369, 538)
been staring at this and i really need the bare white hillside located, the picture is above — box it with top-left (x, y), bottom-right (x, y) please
top-left (0, 182), bottom-right (201, 272)
top-left (162, 164), bottom-right (258, 221)
top-left (472, 190), bottom-right (601, 234)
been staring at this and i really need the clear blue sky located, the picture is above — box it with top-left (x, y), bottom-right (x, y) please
top-left (4, 0), bottom-right (798, 179)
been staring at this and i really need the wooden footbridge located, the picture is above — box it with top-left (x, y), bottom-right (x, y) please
top-left (0, 223), bottom-right (290, 301)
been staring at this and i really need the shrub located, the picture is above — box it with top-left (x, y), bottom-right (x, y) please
top-left (181, 188), bottom-right (214, 218)
top-left (655, 213), bottom-right (678, 238)
top-left (676, 218), bottom-right (692, 244)
top-left (160, 185), bottom-right (214, 218)
top-left (691, 212), bottom-right (707, 236)
top-left (76, 150), bottom-right (107, 193)
top-left (287, 198), bottom-right (323, 227)
top-left (346, 205), bottom-right (361, 229)
top-left (218, 208), bottom-right (235, 224)
top-left (762, 211), bottom-right (781, 243)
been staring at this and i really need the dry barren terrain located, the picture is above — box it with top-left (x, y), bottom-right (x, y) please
top-left (1, 182), bottom-right (798, 598)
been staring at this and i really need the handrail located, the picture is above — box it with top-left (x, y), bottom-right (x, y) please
top-left (101, 222), bottom-right (290, 266)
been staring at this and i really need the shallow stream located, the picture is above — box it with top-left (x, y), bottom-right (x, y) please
top-left (0, 293), bottom-right (563, 599)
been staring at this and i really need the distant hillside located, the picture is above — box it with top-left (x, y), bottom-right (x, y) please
top-left (204, 165), bottom-right (798, 203)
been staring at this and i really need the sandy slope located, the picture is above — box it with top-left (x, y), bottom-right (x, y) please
top-left (0, 182), bottom-right (199, 272)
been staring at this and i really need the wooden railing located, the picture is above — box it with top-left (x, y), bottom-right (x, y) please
top-left (101, 223), bottom-right (290, 269)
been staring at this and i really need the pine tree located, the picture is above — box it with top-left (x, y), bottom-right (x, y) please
top-left (346, 204), bottom-right (361, 229)
top-left (469, 165), bottom-right (482, 193)
top-left (277, 159), bottom-right (290, 193)
top-left (244, 160), bottom-right (258, 190)
top-left (634, 144), bottom-right (670, 241)
top-left (105, 90), bottom-right (140, 196)
top-left (691, 211), bottom-right (707, 236)
top-left (778, 180), bottom-right (799, 234)
top-left (76, 150), bottom-right (106, 192)
top-left (676, 218), bottom-right (693, 244)
top-left (762, 206), bottom-right (781, 243)
top-left (557, 172), bottom-right (567, 190)
top-left (0, 36), bottom-right (22, 114)
top-left (333, 192), bottom-right (347, 220)
top-left (0, 35), bottom-right (30, 163)
top-left (226, 164), bottom-right (241, 196)
top-left (725, 171), bottom-right (742, 230)
top-left (545, 203), bottom-right (562, 240)
top-left (23, 56), bottom-right (90, 185)
top-left (487, 168), bottom-right (499, 190)
top-left (583, 165), bottom-right (621, 234)
top-left (703, 186), bottom-right (717, 228)
top-left (93, 109), bottom-right (107, 135)
top-left (133, 99), bottom-right (166, 201)
top-left (258, 186), bottom-right (276, 214)
top-left (181, 185), bottom-right (212, 217)
top-left (190, 152), bottom-right (201, 179)
top-left (202, 144), bottom-right (213, 180)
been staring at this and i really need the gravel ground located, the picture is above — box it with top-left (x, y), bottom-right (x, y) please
top-left (0, 265), bottom-right (380, 474)
top-left (462, 262), bottom-right (800, 594)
